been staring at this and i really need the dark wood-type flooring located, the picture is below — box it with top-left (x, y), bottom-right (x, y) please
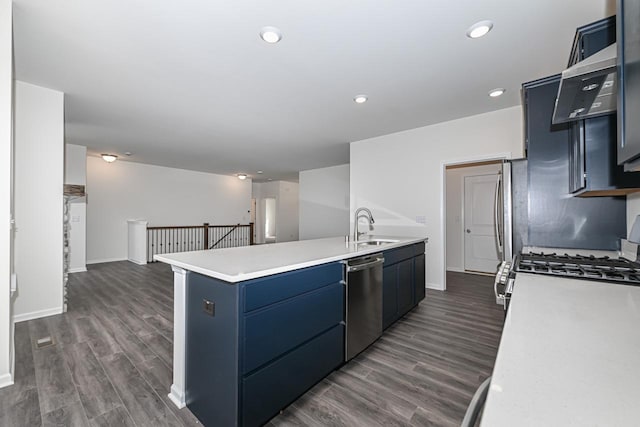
top-left (0, 262), bottom-right (503, 426)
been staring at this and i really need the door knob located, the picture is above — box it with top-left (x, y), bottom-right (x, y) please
top-left (466, 229), bottom-right (471, 233)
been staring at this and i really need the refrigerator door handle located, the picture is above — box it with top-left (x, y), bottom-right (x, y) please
top-left (494, 174), bottom-right (503, 255)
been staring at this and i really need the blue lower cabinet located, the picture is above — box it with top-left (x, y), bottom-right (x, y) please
top-left (241, 325), bottom-right (344, 427)
top-left (382, 265), bottom-right (398, 329)
top-left (243, 283), bottom-right (343, 374)
top-left (414, 253), bottom-right (426, 303)
top-left (396, 258), bottom-right (414, 315)
top-left (185, 263), bottom-right (344, 427)
top-left (382, 242), bottom-right (426, 329)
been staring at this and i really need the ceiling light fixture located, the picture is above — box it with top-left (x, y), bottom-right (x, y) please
top-left (101, 154), bottom-right (118, 163)
top-left (488, 88), bottom-right (506, 98)
top-left (354, 95), bottom-right (368, 104)
top-left (467, 20), bottom-right (494, 39)
top-left (257, 170), bottom-right (263, 174)
top-left (260, 26), bottom-right (282, 44)
top-left (237, 173), bottom-right (248, 180)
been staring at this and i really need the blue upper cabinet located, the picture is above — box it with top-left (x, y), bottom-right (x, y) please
top-left (617, 0), bottom-right (640, 169)
top-left (566, 16), bottom-right (640, 195)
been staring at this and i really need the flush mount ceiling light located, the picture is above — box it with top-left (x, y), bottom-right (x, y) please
top-left (353, 95), bottom-right (368, 104)
top-left (257, 170), bottom-right (263, 174)
top-left (260, 26), bottom-right (282, 44)
top-left (101, 154), bottom-right (118, 163)
top-left (237, 173), bottom-right (248, 180)
top-left (488, 88), bottom-right (506, 98)
top-left (467, 20), bottom-right (494, 39)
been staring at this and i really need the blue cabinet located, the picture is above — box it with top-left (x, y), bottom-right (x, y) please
top-left (186, 262), bottom-right (344, 427)
top-left (382, 242), bottom-right (426, 329)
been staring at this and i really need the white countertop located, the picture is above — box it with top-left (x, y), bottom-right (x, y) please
top-left (481, 273), bottom-right (640, 426)
top-left (154, 235), bottom-right (426, 283)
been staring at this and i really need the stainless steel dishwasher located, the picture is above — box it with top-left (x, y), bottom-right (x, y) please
top-left (343, 253), bottom-right (384, 361)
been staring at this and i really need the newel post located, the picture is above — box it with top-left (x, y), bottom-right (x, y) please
top-left (250, 222), bottom-right (254, 245)
top-left (203, 223), bottom-right (209, 250)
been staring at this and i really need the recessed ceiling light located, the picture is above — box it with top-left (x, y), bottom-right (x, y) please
top-left (488, 88), bottom-right (506, 98)
top-left (354, 95), bottom-right (368, 104)
top-left (237, 173), bottom-right (248, 180)
top-left (467, 20), bottom-right (494, 39)
top-left (257, 170), bottom-right (263, 174)
top-left (101, 154), bottom-right (118, 163)
top-left (260, 26), bottom-right (282, 44)
top-left (124, 152), bottom-right (132, 156)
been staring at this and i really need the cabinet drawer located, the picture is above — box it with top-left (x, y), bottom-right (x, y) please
top-left (383, 245), bottom-right (414, 266)
top-left (242, 283), bottom-right (343, 374)
top-left (241, 324), bottom-right (344, 427)
top-left (243, 262), bottom-right (342, 312)
top-left (412, 241), bottom-right (425, 256)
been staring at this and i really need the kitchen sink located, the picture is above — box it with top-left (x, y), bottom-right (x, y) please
top-left (356, 239), bottom-right (399, 246)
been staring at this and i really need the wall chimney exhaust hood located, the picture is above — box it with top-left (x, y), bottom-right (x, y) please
top-left (552, 43), bottom-right (617, 124)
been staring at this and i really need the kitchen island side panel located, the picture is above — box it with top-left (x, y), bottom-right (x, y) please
top-left (186, 272), bottom-right (241, 426)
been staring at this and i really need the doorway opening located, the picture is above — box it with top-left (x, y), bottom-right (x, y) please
top-left (264, 198), bottom-right (277, 243)
top-left (444, 159), bottom-right (504, 287)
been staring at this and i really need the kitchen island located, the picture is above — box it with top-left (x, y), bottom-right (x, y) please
top-left (481, 273), bottom-right (640, 426)
top-left (155, 235), bottom-right (427, 427)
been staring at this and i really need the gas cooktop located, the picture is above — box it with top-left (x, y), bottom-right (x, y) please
top-left (514, 252), bottom-right (640, 285)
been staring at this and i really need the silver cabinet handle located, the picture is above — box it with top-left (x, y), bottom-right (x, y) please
top-left (346, 257), bottom-right (384, 272)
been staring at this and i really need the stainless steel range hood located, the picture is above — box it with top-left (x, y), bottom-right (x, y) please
top-left (552, 43), bottom-right (617, 124)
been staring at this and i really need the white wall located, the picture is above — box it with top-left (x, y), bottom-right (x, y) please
top-left (299, 164), bottom-right (350, 240)
top-left (13, 81), bottom-right (65, 321)
top-left (350, 106), bottom-right (524, 290)
top-left (445, 163), bottom-right (502, 272)
top-left (252, 181), bottom-right (300, 243)
top-left (65, 144), bottom-right (87, 272)
top-left (86, 157), bottom-right (252, 263)
top-left (0, 0), bottom-right (13, 388)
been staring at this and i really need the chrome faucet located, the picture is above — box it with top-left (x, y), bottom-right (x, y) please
top-left (353, 207), bottom-right (375, 241)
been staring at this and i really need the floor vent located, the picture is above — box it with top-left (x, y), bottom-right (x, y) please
top-left (35, 336), bottom-right (55, 349)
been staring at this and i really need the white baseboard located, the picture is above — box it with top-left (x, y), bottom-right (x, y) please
top-left (168, 385), bottom-right (186, 409)
top-left (68, 267), bottom-right (87, 273)
top-left (128, 258), bottom-right (147, 266)
top-left (446, 267), bottom-right (465, 273)
top-left (0, 373), bottom-right (13, 389)
top-left (86, 257), bottom-right (127, 265)
top-left (427, 282), bottom-right (445, 291)
top-left (13, 307), bottom-right (63, 323)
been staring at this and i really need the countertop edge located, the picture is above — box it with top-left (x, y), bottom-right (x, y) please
top-left (154, 236), bottom-right (427, 283)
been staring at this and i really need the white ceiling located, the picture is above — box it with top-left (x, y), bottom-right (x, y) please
top-left (13, 0), bottom-right (612, 182)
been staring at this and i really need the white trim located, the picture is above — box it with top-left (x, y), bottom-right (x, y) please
top-left (86, 257), bottom-right (127, 265)
top-left (446, 266), bottom-right (465, 273)
top-left (427, 282), bottom-right (444, 291)
top-left (13, 306), bottom-right (63, 323)
top-left (441, 152), bottom-right (511, 291)
top-left (169, 267), bottom-right (188, 409)
top-left (0, 373), bottom-right (13, 389)
top-left (168, 385), bottom-right (186, 409)
top-left (68, 267), bottom-right (87, 273)
top-left (128, 259), bottom-right (147, 266)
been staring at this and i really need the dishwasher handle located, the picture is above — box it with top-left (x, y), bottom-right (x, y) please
top-left (345, 257), bottom-right (384, 273)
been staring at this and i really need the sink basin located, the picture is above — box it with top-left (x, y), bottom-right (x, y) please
top-left (356, 239), bottom-right (399, 247)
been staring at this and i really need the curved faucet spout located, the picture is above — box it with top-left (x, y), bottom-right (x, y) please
top-left (353, 207), bottom-right (375, 241)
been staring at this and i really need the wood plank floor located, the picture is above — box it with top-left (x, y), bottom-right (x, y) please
top-left (0, 262), bottom-right (503, 426)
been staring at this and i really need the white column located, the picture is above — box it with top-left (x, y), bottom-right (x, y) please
top-left (168, 266), bottom-right (188, 408)
top-left (0, 0), bottom-right (13, 389)
top-left (127, 220), bottom-right (148, 265)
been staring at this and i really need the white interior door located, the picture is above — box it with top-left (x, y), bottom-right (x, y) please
top-left (464, 174), bottom-right (500, 274)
